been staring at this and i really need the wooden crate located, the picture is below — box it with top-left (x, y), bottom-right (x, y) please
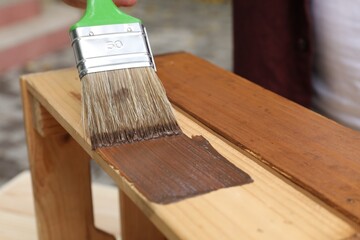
top-left (20, 52), bottom-right (360, 239)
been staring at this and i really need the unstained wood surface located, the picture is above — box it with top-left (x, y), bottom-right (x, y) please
top-left (0, 171), bottom-right (121, 240)
top-left (156, 52), bottom-right (360, 225)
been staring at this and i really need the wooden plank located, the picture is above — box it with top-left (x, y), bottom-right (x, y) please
top-left (31, 98), bottom-right (67, 137)
top-left (21, 64), bottom-right (358, 239)
top-left (0, 171), bottom-right (121, 240)
top-left (120, 190), bottom-right (166, 240)
top-left (156, 52), bottom-right (360, 226)
top-left (21, 81), bottom-right (114, 240)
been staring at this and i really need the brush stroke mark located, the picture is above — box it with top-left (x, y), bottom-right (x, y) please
top-left (99, 134), bottom-right (253, 204)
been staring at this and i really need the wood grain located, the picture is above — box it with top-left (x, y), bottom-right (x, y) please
top-left (21, 60), bottom-right (359, 239)
top-left (31, 98), bottom-right (67, 137)
top-left (100, 134), bottom-right (252, 204)
top-left (21, 82), bottom-right (114, 240)
top-left (156, 52), bottom-right (360, 225)
top-left (120, 191), bottom-right (166, 240)
top-left (0, 171), bottom-right (121, 240)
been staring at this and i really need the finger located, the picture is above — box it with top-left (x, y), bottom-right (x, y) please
top-left (63, 0), bottom-right (86, 8)
top-left (63, 0), bottom-right (137, 8)
top-left (114, 0), bottom-right (137, 7)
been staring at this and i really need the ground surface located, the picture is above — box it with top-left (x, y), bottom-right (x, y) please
top-left (0, 0), bottom-right (232, 186)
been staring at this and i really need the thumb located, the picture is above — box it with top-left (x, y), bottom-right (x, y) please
top-left (64, 0), bottom-right (136, 8)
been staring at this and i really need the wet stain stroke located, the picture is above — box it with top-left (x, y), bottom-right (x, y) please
top-left (99, 134), bottom-right (253, 204)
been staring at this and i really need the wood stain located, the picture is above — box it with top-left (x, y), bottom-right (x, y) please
top-left (99, 134), bottom-right (253, 204)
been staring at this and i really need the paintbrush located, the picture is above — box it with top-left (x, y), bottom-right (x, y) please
top-left (70, 0), bottom-right (181, 149)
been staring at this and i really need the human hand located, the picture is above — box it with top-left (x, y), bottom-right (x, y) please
top-left (63, 0), bottom-right (136, 8)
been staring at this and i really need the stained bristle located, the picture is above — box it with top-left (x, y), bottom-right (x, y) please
top-left (81, 67), bottom-right (182, 149)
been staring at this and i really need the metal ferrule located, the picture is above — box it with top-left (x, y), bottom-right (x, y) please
top-left (70, 23), bottom-right (156, 79)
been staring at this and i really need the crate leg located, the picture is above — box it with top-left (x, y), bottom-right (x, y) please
top-left (120, 190), bottom-right (167, 240)
top-left (21, 82), bottom-right (114, 240)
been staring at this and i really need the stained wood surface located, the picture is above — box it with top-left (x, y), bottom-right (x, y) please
top-left (0, 171), bottom-right (121, 240)
top-left (156, 52), bottom-right (360, 226)
top-left (21, 57), bottom-right (359, 239)
top-left (101, 134), bottom-right (252, 204)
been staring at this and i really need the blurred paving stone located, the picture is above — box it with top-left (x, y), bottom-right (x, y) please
top-left (0, 0), bottom-right (41, 27)
top-left (0, 69), bottom-right (28, 186)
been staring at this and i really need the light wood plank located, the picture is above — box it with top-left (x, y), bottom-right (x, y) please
top-left (120, 190), bottom-right (166, 240)
top-left (0, 171), bottom-right (120, 240)
top-left (21, 80), bottom-right (114, 240)
top-left (31, 98), bottom-right (67, 137)
top-left (21, 62), bottom-right (358, 239)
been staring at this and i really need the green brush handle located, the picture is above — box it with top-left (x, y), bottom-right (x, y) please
top-left (70, 0), bottom-right (141, 31)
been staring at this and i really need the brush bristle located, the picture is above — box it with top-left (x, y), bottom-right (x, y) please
top-left (81, 67), bottom-right (182, 149)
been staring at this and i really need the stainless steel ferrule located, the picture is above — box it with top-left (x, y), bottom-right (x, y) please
top-left (70, 23), bottom-right (156, 79)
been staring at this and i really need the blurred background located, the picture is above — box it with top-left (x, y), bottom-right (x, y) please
top-left (0, 0), bottom-right (232, 186)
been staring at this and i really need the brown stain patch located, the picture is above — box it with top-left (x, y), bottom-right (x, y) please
top-left (99, 134), bottom-right (252, 204)
top-left (114, 88), bottom-right (130, 102)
